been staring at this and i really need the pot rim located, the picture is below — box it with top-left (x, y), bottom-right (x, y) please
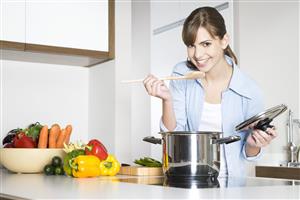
top-left (159, 131), bottom-right (222, 136)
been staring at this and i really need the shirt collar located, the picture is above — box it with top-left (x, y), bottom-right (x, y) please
top-left (225, 55), bottom-right (252, 99)
top-left (195, 55), bottom-right (253, 99)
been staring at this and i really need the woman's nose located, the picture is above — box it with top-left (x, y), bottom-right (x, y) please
top-left (194, 46), bottom-right (205, 59)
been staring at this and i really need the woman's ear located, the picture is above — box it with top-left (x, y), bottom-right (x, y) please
top-left (221, 33), bottom-right (230, 49)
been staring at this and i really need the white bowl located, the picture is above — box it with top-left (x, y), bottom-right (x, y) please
top-left (0, 148), bottom-right (66, 173)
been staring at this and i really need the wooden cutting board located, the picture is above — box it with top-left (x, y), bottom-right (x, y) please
top-left (119, 177), bottom-right (163, 185)
top-left (118, 166), bottom-right (163, 176)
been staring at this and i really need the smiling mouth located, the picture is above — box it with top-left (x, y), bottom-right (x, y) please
top-left (195, 58), bottom-right (209, 67)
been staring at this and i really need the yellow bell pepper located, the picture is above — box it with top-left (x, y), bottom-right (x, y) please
top-left (99, 155), bottom-right (120, 176)
top-left (69, 155), bottom-right (101, 178)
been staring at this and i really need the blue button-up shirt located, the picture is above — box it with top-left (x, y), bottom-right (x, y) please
top-left (160, 56), bottom-right (264, 177)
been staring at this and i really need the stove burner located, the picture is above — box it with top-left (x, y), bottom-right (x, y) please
top-left (165, 164), bottom-right (219, 179)
top-left (163, 175), bottom-right (220, 189)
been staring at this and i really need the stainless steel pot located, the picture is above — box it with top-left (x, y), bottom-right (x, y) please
top-left (143, 131), bottom-right (240, 180)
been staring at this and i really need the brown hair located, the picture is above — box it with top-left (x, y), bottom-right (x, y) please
top-left (182, 7), bottom-right (238, 69)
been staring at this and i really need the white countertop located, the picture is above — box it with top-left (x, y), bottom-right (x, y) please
top-left (1, 168), bottom-right (300, 199)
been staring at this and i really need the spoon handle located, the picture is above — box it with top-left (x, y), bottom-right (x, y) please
top-left (121, 76), bottom-right (186, 84)
top-left (160, 76), bottom-right (186, 81)
top-left (121, 79), bottom-right (145, 83)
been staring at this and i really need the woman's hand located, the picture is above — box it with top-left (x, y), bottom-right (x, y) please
top-left (246, 127), bottom-right (277, 148)
top-left (143, 74), bottom-right (172, 101)
top-left (245, 123), bottom-right (277, 157)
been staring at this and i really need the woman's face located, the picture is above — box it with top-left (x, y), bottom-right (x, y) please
top-left (187, 27), bottom-right (228, 73)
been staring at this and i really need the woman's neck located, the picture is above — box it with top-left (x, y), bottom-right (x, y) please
top-left (204, 57), bottom-right (232, 86)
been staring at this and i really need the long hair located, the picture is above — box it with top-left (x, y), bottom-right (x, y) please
top-left (182, 7), bottom-right (237, 69)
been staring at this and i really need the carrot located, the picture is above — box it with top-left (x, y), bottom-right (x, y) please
top-left (56, 128), bottom-right (67, 148)
top-left (38, 125), bottom-right (48, 148)
top-left (48, 124), bottom-right (61, 148)
top-left (64, 125), bottom-right (72, 145)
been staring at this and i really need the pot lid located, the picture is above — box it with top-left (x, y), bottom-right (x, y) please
top-left (235, 104), bottom-right (287, 131)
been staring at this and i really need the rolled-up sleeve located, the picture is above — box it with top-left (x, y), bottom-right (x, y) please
top-left (242, 141), bottom-right (264, 161)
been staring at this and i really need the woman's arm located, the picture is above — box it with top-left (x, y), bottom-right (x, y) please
top-left (162, 99), bottom-right (176, 131)
top-left (143, 69), bottom-right (188, 131)
top-left (143, 75), bottom-right (177, 131)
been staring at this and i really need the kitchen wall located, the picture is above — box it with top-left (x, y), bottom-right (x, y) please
top-left (236, 1), bottom-right (299, 173)
top-left (88, 1), bottom-right (134, 159)
top-left (0, 51), bottom-right (89, 143)
top-left (130, 1), bottom-right (152, 161)
top-left (88, 60), bottom-right (115, 153)
top-left (89, 1), bottom-right (152, 163)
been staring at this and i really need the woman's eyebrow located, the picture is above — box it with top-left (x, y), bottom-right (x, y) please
top-left (199, 40), bottom-right (212, 44)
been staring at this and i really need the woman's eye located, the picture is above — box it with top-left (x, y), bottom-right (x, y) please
top-left (202, 42), bottom-right (211, 47)
top-left (187, 45), bottom-right (195, 48)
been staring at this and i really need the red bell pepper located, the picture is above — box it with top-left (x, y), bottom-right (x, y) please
top-left (13, 132), bottom-right (36, 148)
top-left (85, 139), bottom-right (108, 160)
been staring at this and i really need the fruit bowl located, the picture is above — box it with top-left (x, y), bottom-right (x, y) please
top-left (0, 148), bottom-right (66, 173)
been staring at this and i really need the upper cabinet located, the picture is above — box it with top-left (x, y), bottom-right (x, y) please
top-left (0, 0), bottom-right (26, 50)
top-left (0, 0), bottom-right (115, 67)
top-left (26, 0), bottom-right (108, 51)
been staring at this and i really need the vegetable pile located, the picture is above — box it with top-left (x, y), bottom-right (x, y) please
top-left (63, 139), bottom-right (120, 178)
top-left (2, 122), bottom-right (73, 149)
top-left (2, 123), bottom-right (121, 178)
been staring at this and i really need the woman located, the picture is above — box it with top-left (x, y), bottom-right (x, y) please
top-left (143, 7), bottom-right (276, 177)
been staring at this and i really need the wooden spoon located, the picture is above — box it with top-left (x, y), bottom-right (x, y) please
top-left (121, 71), bottom-right (205, 84)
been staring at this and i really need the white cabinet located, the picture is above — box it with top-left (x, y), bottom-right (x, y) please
top-left (1, 0), bottom-right (114, 66)
top-left (26, 0), bottom-right (108, 51)
top-left (0, 0), bottom-right (25, 43)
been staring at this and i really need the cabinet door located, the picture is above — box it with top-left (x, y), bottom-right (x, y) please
top-left (26, 0), bottom-right (108, 51)
top-left (0, 0), bottom-right (25, 43)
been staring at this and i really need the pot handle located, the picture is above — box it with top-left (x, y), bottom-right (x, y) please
top-left (213, 135), bottom-right (241, 144)
top-left (143, 136), bottom-right (162, 145)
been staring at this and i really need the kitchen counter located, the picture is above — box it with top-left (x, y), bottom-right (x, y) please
top-left (1, 168), bottom-right (300, 199)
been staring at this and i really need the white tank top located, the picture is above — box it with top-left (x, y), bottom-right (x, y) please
top-left (198, 102), bottom-right (228, 177)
